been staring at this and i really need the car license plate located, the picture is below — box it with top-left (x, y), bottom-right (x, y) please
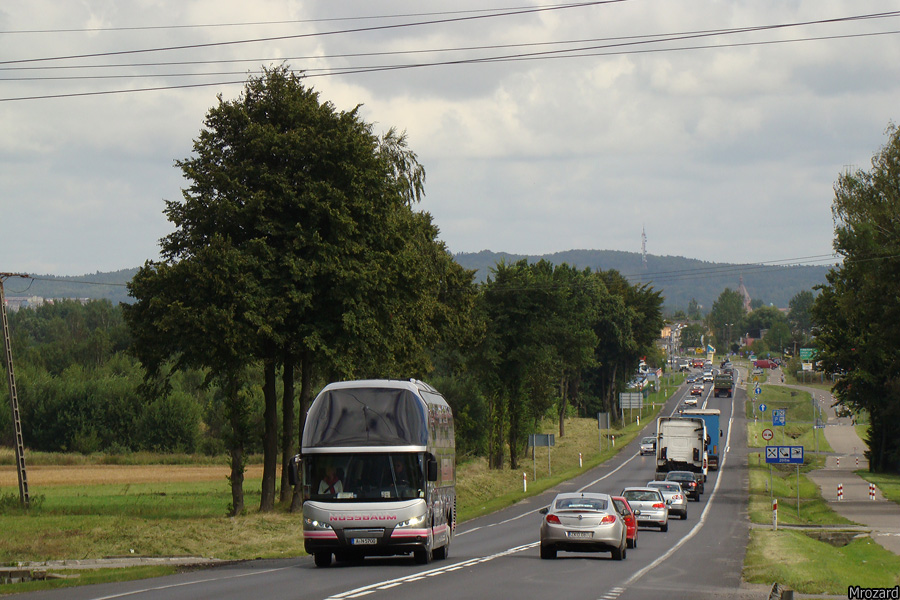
top-left (567, 531), bottom-right (592, 539)
top-left (350, 538), bottom-right (377, 545)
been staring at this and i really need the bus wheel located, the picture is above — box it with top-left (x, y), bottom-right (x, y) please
top-left (314, 552), bottom-right (332, 568)
top-left (413, 547), bottom-right (432, 565)
top-left (433, 537), bottom-right (449, 560)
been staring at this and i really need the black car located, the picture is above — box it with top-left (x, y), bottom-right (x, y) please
top-left (665, 470), bottom-right (702, 501)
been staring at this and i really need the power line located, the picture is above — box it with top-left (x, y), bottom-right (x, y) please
top-left (0, 1), bottom-right (623, 67)
top-left (0, 2), bottom-right (607, 34)
top-left (2, 12), bottom-right (898, 101)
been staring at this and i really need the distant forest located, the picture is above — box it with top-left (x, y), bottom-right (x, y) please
top-left (13, 251), bottom-right (830, 313)
top-left (453, 250), bottom-right (831, 312)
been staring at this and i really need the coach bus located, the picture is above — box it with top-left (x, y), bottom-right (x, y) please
top-left (290, 379), bottom-right (455, 567)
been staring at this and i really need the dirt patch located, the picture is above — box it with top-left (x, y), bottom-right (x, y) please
top-left (0, 464), bottom-right (264, 487)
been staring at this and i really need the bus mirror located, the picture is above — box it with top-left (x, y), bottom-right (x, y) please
top-left (427, 456), bottom-right (438, 482)
top-left (288, 455), bottom-right (301, 487)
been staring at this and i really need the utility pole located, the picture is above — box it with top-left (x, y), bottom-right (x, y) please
top-left (1, 272), bottom-right (30, 508)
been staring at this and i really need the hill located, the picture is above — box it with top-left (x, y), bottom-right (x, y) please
top-left (13, 251), bottom-right (831, 313)
top-left (453, 250), bottom-right (831, 312)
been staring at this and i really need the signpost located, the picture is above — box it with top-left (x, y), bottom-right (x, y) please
top-left (528, 433), bottom-right (555, 480)
top-left (766, 445), bottom-right (804, 518)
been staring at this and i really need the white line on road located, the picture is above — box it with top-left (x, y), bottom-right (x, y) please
top-left (88, 567), bottom-right (292, 600)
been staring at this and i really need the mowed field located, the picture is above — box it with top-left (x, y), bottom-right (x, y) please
top-left (0, 464), bottom-right (265, 487)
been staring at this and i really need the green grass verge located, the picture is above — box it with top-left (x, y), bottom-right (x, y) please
top-left (744, 529), bottom-right (900, 594)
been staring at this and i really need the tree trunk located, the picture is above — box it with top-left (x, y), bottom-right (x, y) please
top-left (279, 352), bottom-right (295, 504)
top-left (291, 354), bottom-right (313, 512)
top-left (558, 375), bottom-right (568, 438)
top-left (259, 352), bottom-right (278, 512)
top-left (225, 375), bottom-right (246, 517)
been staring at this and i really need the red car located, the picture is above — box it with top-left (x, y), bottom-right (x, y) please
top-left (611, 496), bottom-right (639, 549)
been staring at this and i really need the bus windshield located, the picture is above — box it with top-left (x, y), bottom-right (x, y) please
top-left (304, 453), bottom-right (425, 502)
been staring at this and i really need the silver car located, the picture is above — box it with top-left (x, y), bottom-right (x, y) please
top-left (647, 480), bottom-right (688, 520)
top-left (539, 492), bottom-right (627, 560)
top-left (621, 487), bottom-right (669, 532)
top-left (639, 436), bottom-right (656, 455)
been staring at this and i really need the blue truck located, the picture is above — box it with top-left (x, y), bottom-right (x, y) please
top-left (681, 408), bottom-right (722, 471)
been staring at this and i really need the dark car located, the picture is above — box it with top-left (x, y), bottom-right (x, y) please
top-left (664, 470), bottom-right (702, 501)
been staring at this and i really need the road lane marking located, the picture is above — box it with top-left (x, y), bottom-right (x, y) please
top-left (88, 566), bottom-right (291, 600)
top-left (325, 542), bottom-right (539, 600)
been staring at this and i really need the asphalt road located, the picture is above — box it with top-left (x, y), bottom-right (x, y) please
top-left (14, 377), bottom-right (759, 600)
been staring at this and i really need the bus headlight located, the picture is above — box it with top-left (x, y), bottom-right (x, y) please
top-left (304, 518), bottom-right (333, 530)
top-left (395, 514), bottom-right (426, 528)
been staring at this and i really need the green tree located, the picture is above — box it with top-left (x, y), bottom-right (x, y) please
top-left (812, 122), bottom-right (900, 473)
top-left (687, 298), bottom-right (702, 320)
top-left (127, 66), bottom-right (475, 510)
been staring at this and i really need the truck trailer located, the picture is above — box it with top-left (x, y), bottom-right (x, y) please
top-left (655, 416), bottom-right (707, 480)
top-left (681, 408), bottom-right (722, 471)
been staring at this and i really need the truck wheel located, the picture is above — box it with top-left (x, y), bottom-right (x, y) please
top-left (314, 552), bottom-right (332, 568)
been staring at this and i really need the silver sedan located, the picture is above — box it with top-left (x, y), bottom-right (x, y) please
top-left (621, 486), bottom-right (669, 532)
top-left (539, 492), bottom-right (628, 560)
top-left (648, 480), bottom-right (688, 520)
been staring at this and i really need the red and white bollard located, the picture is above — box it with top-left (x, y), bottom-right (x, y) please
top-left (523, 472), bottom-right (527, 493)
top-left (856, 456), bottom-right (859, 468)
top-left (772, 498), bottom-right (778, 531)
top-left (837, 456), bottom-right (840, 467)
top-left (837, 483), bottom-right (844, 501)
top-left (579, 452), bottom-right (583, 468)
top-left (870, 483), bottom-right (876, 500)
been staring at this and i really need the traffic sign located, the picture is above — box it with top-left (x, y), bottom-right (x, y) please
top-left (773, 409), bottom-right (786, 426)
top-left (759, 404), bottom-right (767, 412)
top-left (762, 428), bottom-right (774, 441)
top-left (755, 386), bottom-right (762, 395)
top-left (765, 445), bottom-right (804, 464)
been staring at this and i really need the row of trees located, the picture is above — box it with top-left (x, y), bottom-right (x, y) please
top-left (2, 66), bottom-right (667, 515)
top-left (675, 288), bottom-right (815, 360)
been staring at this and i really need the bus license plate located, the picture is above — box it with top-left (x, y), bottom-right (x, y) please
top-left (567, 531), bottom-right (592, 539)
top-left (351, 538), bottom-right (377, 545)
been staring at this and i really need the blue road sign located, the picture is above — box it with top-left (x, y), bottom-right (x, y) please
top-left (765, 445), bottom-right (804, 464)
top-left (759, 404), bottom-right (767, 412)
top-left (755, 386), bottom-right (762, 395)
top-left (773, 409), bottom-right (786, 426)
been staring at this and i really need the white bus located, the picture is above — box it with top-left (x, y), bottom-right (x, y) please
top-left (290, 379), bottom-right (455, 567)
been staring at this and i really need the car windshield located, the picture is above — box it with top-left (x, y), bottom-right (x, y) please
top-left (556, 497), bottom-right (607, 511)
top-left (650, 483), bottom-right (680, 492)
top-left (623, 490), bottom-right (660, 502)
top-left (642, 438), bottom-right (654, 444)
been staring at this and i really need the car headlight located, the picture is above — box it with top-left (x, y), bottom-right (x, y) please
top-left (396, 514), bottom-right (427, 528)
top-left (304, 518), bottom-right (333, 530)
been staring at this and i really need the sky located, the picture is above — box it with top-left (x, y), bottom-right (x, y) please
top-left (2, 1), bottom-right (899, 277)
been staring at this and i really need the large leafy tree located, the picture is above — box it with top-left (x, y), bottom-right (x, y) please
top-left (127, 66), bottom-right (474, 510)
top-left (812, 123), bottom-right (900, 473)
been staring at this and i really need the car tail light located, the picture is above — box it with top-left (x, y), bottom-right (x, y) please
top-left (675, 494), bottom-right (683, 501)
top-left (652, 503), bottom-right (665, 509)
top-left (546, 514), bottom-right (561, 524)
top-left (600, 515), bottom-right (616, 524)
